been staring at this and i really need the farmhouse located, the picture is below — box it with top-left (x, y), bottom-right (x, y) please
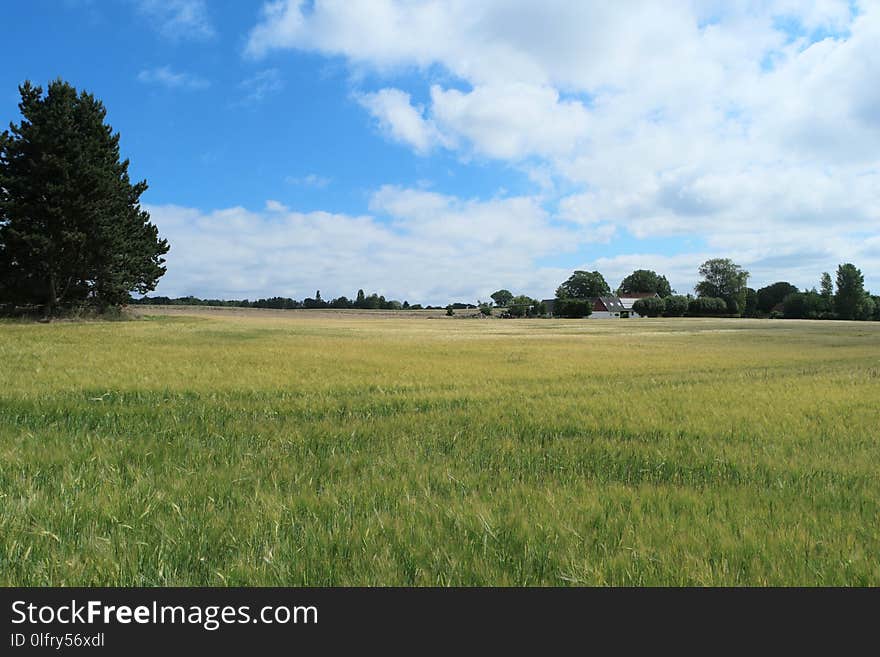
top-left (543, 292), bottom-right (661, 318)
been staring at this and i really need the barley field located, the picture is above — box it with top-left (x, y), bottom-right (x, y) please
top-left (1, 310), bottom-right (879, 585)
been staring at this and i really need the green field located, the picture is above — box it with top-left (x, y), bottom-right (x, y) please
top-left (2, 310), bottom-right (879, 585)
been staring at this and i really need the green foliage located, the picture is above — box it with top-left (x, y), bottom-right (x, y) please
top-left (695, 259), bottom-right (749, 315)
top-left (756, 282), bottom-right (799, 314)
top-left (507, 295), bottom-right (538, 317)
top-left (445, 305), bottom-right (455, 316)
top-left (553, 298), bottom-right (592, 318)
top-left (0, 80), bottom-right (168, 314)
top-left (618, 269), bottom-right (672, 297)
top-left (556, 270), bottom-right (610, 299)
top-left (743, 287), bottom-right (758, 317)
top-left (835, 263), bottom-right (865, 320)
top-left (479, 303), bottom-right (492, 316)
top-left (820, 272), bottom-right (834, 299)
top-left (688, 297), bottom-right (727, 316)
top-left (782, 291), bottom-right (825, 319)
top-left (633, 296), bottom-right (665, 317)
top-left (490, 289), bottom-right (513, 307)
top-left (662, 295), bottom-right (689, 317)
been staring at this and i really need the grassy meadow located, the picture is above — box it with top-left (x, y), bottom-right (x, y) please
top-left (1, 309), bottom-right (879, 585)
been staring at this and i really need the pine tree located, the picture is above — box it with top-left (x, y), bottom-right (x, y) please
top-left (0, 79), bottom-right (168, 315)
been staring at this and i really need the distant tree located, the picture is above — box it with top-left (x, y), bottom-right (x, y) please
top-left (859, 294), bottom-right (876, 321)
top-left (662, 295), bottom-right (689, 317)
top-left (479, 302), bottom-right (492, 316)
top-left (695, 258), bottom-right (749, 314)
top-left (445, 305), bottom-right (455, 316)
top-left (490, 289), bottom-right (514, 307)
top-left (507, 294), bottom-right (537, 317)
top-left (556, 270), bottom-right (610, 300)
top-left (820, 272), bottom-right (834, 299)
top-left (402, 300), bottom-right (410, 309)
top-left (688, 297), bottom-right (727, 316)
top-left (617, 269), bottom-right (672, 297)
top-left (356, 289), bottom-right (366, 307)
top-left (0, 79), bottom-right (168, 315)
top-left (743, 287), bottom-right (758, 316)
top-left (633, 296), bottom-right (665, 317)
top-left (554, 298), bottom-right (592, 318)
top-left (756, 282), bottom-right (798, 314)
top-left (782, 291), bottom-right (824, 319)
top-left (835, 263), bottom-right (866, 320)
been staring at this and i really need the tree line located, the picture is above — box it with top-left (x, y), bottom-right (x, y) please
top-left (488, 259), bottom-right (879, 321)
top-left (129, 289), bottom-right (466, 311)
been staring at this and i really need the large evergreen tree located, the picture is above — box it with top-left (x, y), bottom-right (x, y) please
top-left (0, 80), bottom-right (168, 315)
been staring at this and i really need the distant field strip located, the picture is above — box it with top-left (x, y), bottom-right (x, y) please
top-left (1, 313), bottom-right (879, 585)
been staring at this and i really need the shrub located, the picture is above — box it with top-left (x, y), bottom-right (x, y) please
top-left (662, 295), bottom-right (689, 317)
top-left (688, 297), bottom-right (727, 316)
top-left (633, 296), bottom-right (665, 317)
top-left (554, 298), bottom-right (592, 318)
top-left (445, 305), bottom-right (455, 316)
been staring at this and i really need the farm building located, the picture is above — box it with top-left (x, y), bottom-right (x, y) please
top-left (542, 292), bottom-right (661, 318)
top-left (590, 296), bottom-right (627, 319)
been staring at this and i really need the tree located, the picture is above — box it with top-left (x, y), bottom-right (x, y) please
top-left (756, 282), bottom-right (798, 314)
top-left (556, 270), bottom-right (610, 299)
top-left (820, 272), bottom-right (833, 299)
top-left (490, 289), bottom-right (513, 307)
top-left (695, 258), bottom-right (749, 314)
top-left (356, 289), bottom-right (366, 307)
top-left (743, 287), bottom-right (758, 317)
top-left (834, 263), bottom-right (865, 320)
top-left (617, 269), bottom-right (672, 297)
top-left (688, 297), bottom-right (727, 315)
top-left (662, 295), bottom-right (689, 317)
top-left (554, 298), bottom-right (592, 318)
top-left (632, 296), bottom-right (665, 317)
top-left (782, 291), bottom-right (824, 319)
top-left (0, 80), bottom-right (168, 315)
top-left (507, 294), bottom-right (537, 317)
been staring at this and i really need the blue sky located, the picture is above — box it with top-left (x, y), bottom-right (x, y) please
top-left (3, 1), bottom-right (878, 304)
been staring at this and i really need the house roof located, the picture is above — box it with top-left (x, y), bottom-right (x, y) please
top-left (595, 296), bottom-right (626, 313)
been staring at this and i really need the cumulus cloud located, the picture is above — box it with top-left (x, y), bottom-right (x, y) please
top-left (146, 188), bottom-right (584, 303)
top-left (222, 1), bottom-right (880, 297)
top-left (357, 89), bottom-right (447, 154)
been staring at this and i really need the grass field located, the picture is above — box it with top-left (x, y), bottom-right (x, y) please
top-left (2, 310), bottom-right (879, 585)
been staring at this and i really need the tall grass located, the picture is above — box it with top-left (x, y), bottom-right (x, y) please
top-left (1, 313), bottom-right (878, 585)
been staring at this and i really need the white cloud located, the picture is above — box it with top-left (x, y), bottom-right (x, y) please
top-left (135, 0), bottom-right (215, 41)
top-left (137, 66), bottom-right (210, 90)
top-left (357, 88), bottom-right (447, 155)
top-left (238, 0), bottom-right (880, 295)
top-left (146, 188), bottom-right (584, 303)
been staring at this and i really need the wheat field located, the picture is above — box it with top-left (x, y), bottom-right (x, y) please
top-left (1, 310), bottom-right (879, 585)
